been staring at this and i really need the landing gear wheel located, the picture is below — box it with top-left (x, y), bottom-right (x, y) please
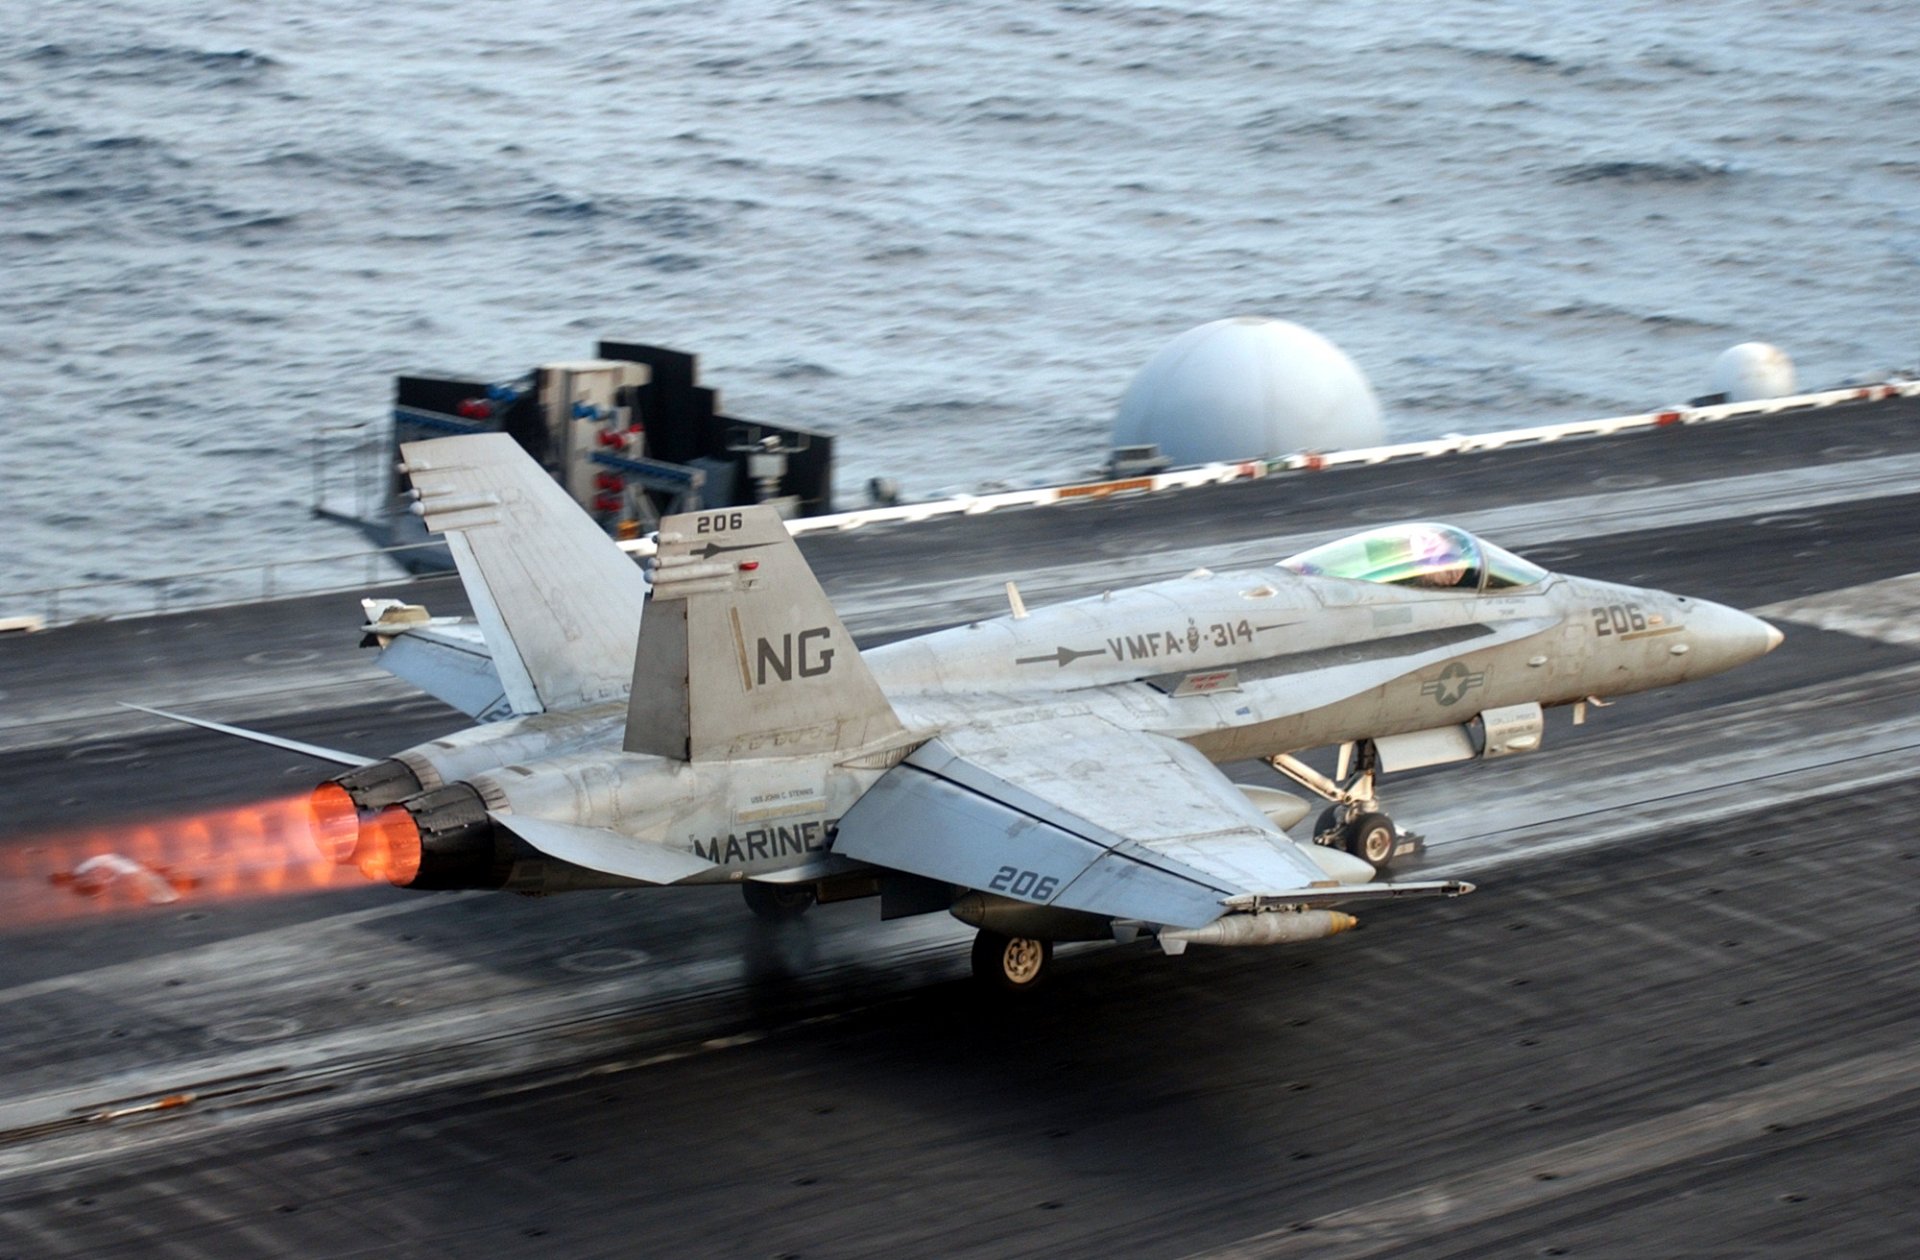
top-left (1314, 805), bottom-right (1346, 842)
top-left (971, 930), bottom-right (1053, 992)
top-left (742, 881), bottom-right (816, 922)
top-left (1344, 811), bottom-right (1399, 872)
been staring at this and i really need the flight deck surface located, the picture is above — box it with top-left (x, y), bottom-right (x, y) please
top-left (2, 398), bottom-right (1918, 1256)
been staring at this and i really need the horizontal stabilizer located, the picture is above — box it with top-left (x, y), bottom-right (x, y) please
top-left (371, 622), bottom-right (511, 721)
top-left (488, 812), bottom-right (718, 885)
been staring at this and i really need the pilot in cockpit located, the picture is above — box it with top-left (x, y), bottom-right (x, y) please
top-left (1280, 523), bottom-right (1547, 593)
top-left (1405, 526), bottom-right (1473, 588)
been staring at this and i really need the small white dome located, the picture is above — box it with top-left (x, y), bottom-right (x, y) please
top-left (1113, 317), bottom-right (1384, 465)
top-left (1710, 342), bottom-right (1796, 402)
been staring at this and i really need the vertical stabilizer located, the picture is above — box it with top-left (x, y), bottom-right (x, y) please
top-left (400, 434), bottom-right (649, 715)
top-left (628, 507), bottom-right (906, 761)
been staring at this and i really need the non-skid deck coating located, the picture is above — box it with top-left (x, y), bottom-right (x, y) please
top-left (2, 399), bottom-right (1918, 1257)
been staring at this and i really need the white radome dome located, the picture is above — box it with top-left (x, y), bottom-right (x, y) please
top-left (1710, 342), bottom-right (1796, 402)
top-left (1113, 317), bottom-right (1384, 465)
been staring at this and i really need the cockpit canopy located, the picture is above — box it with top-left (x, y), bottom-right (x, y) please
top-left (1279, 523), bottom-right (1549, 592)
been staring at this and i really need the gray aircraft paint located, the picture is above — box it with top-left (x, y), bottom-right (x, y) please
top-left (327, 437), bottom-right (1777, 948)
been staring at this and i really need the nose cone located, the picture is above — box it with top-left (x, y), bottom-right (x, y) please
top-left (1686, 601), bottom-right (1783, 676)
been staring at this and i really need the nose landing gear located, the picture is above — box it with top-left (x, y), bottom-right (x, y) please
top-left (1339, 809), bottom-right (1401, 869)
top-left (1272, 741), bottom-right (1415, 874)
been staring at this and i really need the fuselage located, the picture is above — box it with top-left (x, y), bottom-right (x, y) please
top-left (326, 532), bottom-right (1779, 893)
top-left (866, 562), bottom-right (1775, 762)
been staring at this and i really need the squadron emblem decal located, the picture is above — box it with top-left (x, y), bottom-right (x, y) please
top-left (1421, 661), bottom-right (1487, 707)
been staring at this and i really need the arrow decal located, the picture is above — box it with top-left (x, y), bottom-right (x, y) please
top-left (1015, 645), bottom-right (1110, 668)
top-left (687, 540), bottom-right (772, 559)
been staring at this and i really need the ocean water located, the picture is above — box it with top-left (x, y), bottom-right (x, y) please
top-left (3, 0), bottom-right (1916, 610)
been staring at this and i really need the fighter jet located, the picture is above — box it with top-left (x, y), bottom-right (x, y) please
top-left (144, 434), bottom-right (1782, 989)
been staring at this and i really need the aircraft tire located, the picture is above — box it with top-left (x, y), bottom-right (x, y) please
top-left (1314, 805), bottom-right (1345, 841)
top-left (1345, 812), bottom-right (1398, 872)
top-left (742, 880), bottom-right (816, 922)
top-left (971, 930), bottom-right (1052, 992)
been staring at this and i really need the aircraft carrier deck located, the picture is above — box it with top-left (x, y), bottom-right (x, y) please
top-left (3, 396), bottom-right (1919, 1257)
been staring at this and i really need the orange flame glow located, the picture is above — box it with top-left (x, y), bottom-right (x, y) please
top-left (307, 782), bottom-right (360, 865)
top-left (1, 794), bottom-right (375, 930)
top-left (356, 807), bottom-right (422, 886)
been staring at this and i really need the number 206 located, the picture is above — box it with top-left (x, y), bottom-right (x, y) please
top-left (988, 866), bottom-right (1058, 899)
top-left (1591, 604), bottom-right (1646, 635)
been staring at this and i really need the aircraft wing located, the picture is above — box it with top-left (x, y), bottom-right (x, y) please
top-left (371, 620), bottom-right (514, 721)
top-left (834, 715), bottom-right (1443, 930)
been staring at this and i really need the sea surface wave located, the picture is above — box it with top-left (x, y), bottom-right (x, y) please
top-left (2, 0), bottom-right (1915, 609)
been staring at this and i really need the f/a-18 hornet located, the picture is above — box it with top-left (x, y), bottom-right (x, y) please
top-left (143, 434), bottom-right (1782, 989)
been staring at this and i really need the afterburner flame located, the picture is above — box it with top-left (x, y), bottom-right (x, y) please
top-left (2, 794), bottom-right (368, 928)
top-left (307, 782), bottom-right (360, 864)
top-left (356, 807), bottom-right (422, 886)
